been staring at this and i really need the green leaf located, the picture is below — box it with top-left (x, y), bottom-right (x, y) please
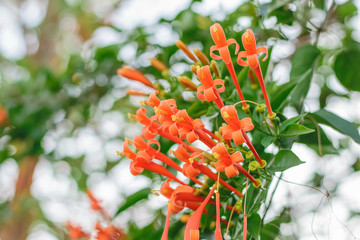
top-left (248, 213), bottom-right (261, 239)
top-left (290, 45), bottom-right (320, 79)
top-left (187, 101), bottom-right (209, 118)
top-left (269, 150), bottom-right (304, 172)
top-left (238, 66), bottom-right (249, 86)
top-left (333, 50), bottom-right (360, 91)
top-left (312, 109), bottom-right (360, 144)
top-left (313, 0), bottom-right (324, 9)
top-left (114, 188), bottom-right (151, 216)
top-left (260, 220), bottom-right (280, 240)
top-left (281, 123), bottom-right (314, 137)
top-left (298, 119), bottom-right (337, 155)
top-left (336, 2), bottom-right (357, 22)
top-left (280, 113), bottom-right (307, 132)
top-left (289, 70), bottom-right (313, 106)
top-left (261, 136), bottom-right (274, 148)
top-left (270, 81), bottom-right (297, 111)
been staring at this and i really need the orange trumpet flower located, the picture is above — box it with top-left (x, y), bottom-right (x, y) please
top-left (184, 185), bottom-right (217, 240)
top-left (237, 29), bottom-right (275, 119)
top-left (212, 142), bottom-right (244, 178)
top-left (196, 65), bottom-right (225, 109)
top-left (121, 140), bottom-right (186, 185)
top-left (220, 105), bottom-right (265, 168)
top-left (210, 23), bottom-right (248, 110)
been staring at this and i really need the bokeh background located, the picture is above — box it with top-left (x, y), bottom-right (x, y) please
top-left (1, 0), bottom-right (360, 239)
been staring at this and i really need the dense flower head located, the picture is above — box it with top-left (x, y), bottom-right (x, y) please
top-left (117, 22), bottom-right (278, 240)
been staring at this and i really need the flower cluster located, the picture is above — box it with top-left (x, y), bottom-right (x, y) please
top-left (118, 23), bottom-right (274, 239)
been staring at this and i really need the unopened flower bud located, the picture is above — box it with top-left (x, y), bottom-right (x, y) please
top-left (149, 58), bottom-right (168, 72)
top-left (117, 66), bottom-right (158, 90)
top-left (249, 161), bottom-right (259, 171)
top-left (234, 200), bottom-right (242, 214)
top-left (193, 49), bottom-right (210, 65)
top-left (176, 40), bottom-right (199, 63)
top-left (126, 89), bottom-right (148, 96)
top-left (267, 112), bottom-right (277, 121)
top-left (177, 76), bottom-right (197, 91)
top-left (245, 151), bottom-right (254, 160)
top-left (190, 65), bottom-right (198, 75)
top-left (242, 104), bottom-right (250, 114)
top-left (255, 103), bottom-right (266, 114)
top-left (210, 60), bottom-right (221, 78)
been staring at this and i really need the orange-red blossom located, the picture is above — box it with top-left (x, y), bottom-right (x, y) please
top-left (196, 65), bottom-right (225, 109)
top-left (220, 105), bottom-right (265, 168)
top-left (210, 23), bottom-right (248, 109)
top-left (121, 140), bottom-right (186, 185)
top-left (237, 29), bottom-right (275, 119)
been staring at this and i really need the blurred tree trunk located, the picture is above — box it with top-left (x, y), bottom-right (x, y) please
top-left (0, 156), bottom-right (38, 240)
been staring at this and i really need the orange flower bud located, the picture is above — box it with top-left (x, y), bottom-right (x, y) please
top-left (117, 66), bottom-right (158, 90)
top-left (177, 76), bottom-right (197, 91)
top-left (190, 65), bottom-right (198, 75)
top-left (126, 89), bottom-right (148, 96)
top-left (193, 49), bottom-right (210, 65)
top-left (176, 40), bottom-right (198, 63)
top-left (150, 58), bottom-right (168, 72)
top-left (210, 60), bottom-right (220, 78)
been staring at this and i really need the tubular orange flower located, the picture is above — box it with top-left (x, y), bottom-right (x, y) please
top-left (121, 140), bottom-right (186, 185)
top-left (220, 105), bottom-right (254, 145)
top-left (184, 185), bottom-right (217, 240)
top-left (237, 29), bottom-right (275, 119)
top-left (220, 105), bottom-right (264, 167)
top-left (173, 109), bottom-right (216, 148)
top-left (210, 23), bottom-right (248, 110)
top-left (133, 135), bottom-right (183, 172)
top-left (161, 184), bottom-right (206, 240)
top-left (242, 214), bottom-right (248, 240)
top-left (117, 66), bottom-right (159, 90)
top-left (212, 143), bottom-right (259, 185)
top-left (196, 66), bottom-right (225, 109)
top-left (212, 142), bottom-right (244, 178)
top-left (215, 192), bottom-right (223, 240)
